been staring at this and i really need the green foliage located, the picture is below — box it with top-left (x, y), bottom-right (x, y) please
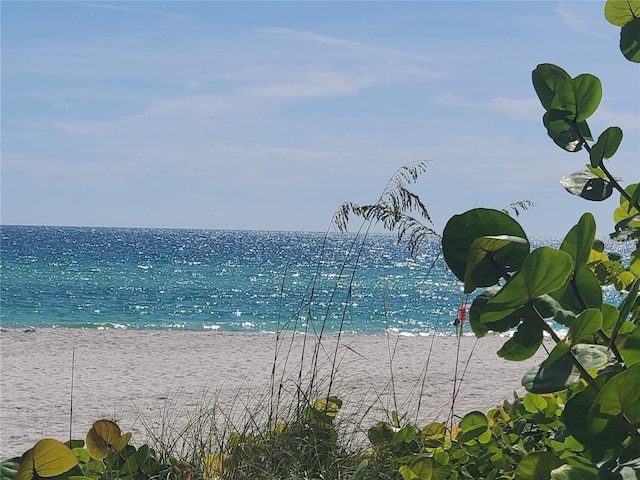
top-left (430, 4), bottom-right (640, 477)
top-left (6, 421), bottom-right (188, 480)
top-left (206, 396), bottom-right (360, 479)
top-left (605, 0), bottom-right (640, 62)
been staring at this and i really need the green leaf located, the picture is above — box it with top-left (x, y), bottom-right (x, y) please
top-left (560, 171), bottom-right (614, 201)
top-left (522, 345), bottom-right (608, 394)
top-left (399, 459), bottom-right (433, 480)
top-left (498, 319), bottom-right (543, 361)
top-left (614, 197), bottom-right (640, 223)
top-left (542, 340), bottom-right (570, 368)
top-left (571, 74), bottom-right (602, 122)
top-left (590, 362), bottom-right (640, 423)
top-left (631, 247), bottom-right (640, 276)
top-left (601, 303), bottom-right (620, 335)
top-left (469, 287), bottom-right (521, 337)
top-left (532, 64), bottom-right (572, 111)
top-left (16, 440), bottom-right (78, 480)
top-left (550, 464), bottom-right (598, 480)
top-left (621, 326), bottom-right (640, 366)
top-left (573, 344), bottom-right (610, 370)
top-left (442, 208), bottom-right (529, 288)
top-left (621, 17), bottom-right (640, 62)
top-left (1, 458), bottom-right (21, 480)
top-left (523, 354), bottom-right (579, 394)
top-left (567, 309), bottom-right (602, 345)
top-left (523, 393), bottom-right (548, 414)
top-left (543, 110), bottom-right (584, 152)
top-left (367, 422), bottom-right (395, 449)
top-left (605, 0), bottom-right (640, 26)
top-left (480, 247), bottom-right (573, 324)
top-left (626, 183), bottom-right (640, 211)
top-left (551, 266), bottom-right (602, 314)
top-left (590, 127), bottom-right (623, 167)
top-left (464, 235), bottom-right (529, 294)
top-left (564, 381), bottom-right (629, 448)
top-left (458, 411), bottom-right (489, 443)
top-left (560, 213), bottom-right (596, 271)
top-left (85, 420), bottom-right (129, 460)
top-left (514, 451), bottom-right (564, 480)
top-left (352, 460), bottom-right (369, 480)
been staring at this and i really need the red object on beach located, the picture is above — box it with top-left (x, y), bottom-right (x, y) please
top-left (456, 306), bottom-right (467, 324)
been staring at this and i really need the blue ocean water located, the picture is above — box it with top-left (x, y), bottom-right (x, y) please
top-left (0, 226), bottom-right (630, 334)
top-left (0, 226), bottom-right (463, 334)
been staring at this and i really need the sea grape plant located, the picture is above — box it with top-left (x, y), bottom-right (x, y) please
top-left (1, 420), bottom-right (189, 480)
top-left (437, 2), bottom-right (640, 476)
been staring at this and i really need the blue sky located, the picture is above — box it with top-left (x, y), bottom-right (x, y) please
top-left (2, 1), bottom-right (638, 238)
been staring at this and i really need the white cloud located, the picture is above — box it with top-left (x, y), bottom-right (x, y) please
top-left (556, 3), bottom-right (609, 39)
top-left (74, 2), bottom-right (190, 21)
top-left (257, 27), bottom-right (433, 63)
top-left (431, 94), bottom-right (542, 121)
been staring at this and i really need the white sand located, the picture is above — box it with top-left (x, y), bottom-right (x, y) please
top-left (0, 328), bottom-right (550, 459)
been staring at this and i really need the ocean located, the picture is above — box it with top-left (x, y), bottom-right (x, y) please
top-left (0, 225), bottom-right (629, 335)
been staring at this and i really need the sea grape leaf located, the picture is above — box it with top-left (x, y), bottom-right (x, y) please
top-left (560, 171), bottom-right (614, 201)
top-left (560, 213), bottom-right (596, 271)
top-left (631, 248), bottom-right (640, 276)
top-left (532, 63), bottom-right (601, 121)
top-left (442, 208), bottom-right (529, 287)
top-left (572, 344), bottom-right (610, 370)
top-left (601, 303), bottom-right (620, 335)
top-left (605, 0), bottom-right (640, 26)
top-left (532, 64), bottom-right (572, 111)
top-left (614, 201), bottom-right (640, 224)
top-left (542, 340), bottom-right (570, 368)
top-left (621, 325), bottom-right (640, 366)
top-left (514, 451), bottom-right (564, 480)
top-left (567, 309), bottom-right (602, 345)
top-left (469, 287), bottom-right (521, 337)
top-left (626, 183), bottom-right (640, 213)
top-left (464, 235), bottom-right (529, 293)
top-left (352, 460), bottom-right (369, 480)
top-left (571, 74), bottom-right (602, 122)
top-left (551, 266), bottom-right (602, 314)
top-left (550, 464), bottom-right (598, 480)
top-left (464, 235), bottom-right (528, 294)
top-left (615, 271), bottom-right (637, 291)
top-left (610, 215), bottom-right (640, 241)
top-left (621, 17), bottom-right (640, 62)
top-left (480, 247), bottom-right (573, 324)
top-left (1, 458), bottom-right (21, 480)
top-left (564, 385), bottom-right (629, 449)
top-left (522, 345), bottom-right (608, 393)
top-left (86, 420), bottom-right (130, 460)
top-left (498, 319), bottom-right (543, 361)
top-left (399, 459), bottom-right (433, 480)
top-left (305, 396), bottom-right (342, 429)
top-left (367, 422), bottom-right (395, 449)
top-left (590, 362), bottom-right (640, 423)
top-left (543, 110), bottom-right (585, 152)
top-left (522, 353), bottom-right (580, 394)
top-left (590, 127), bottom-right (623, 167)
top-left (15, 439), bottom-right (78, 480)
top-left (458, 411), bottom-right (489, 443)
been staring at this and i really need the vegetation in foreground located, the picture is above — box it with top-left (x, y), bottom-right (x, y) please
top-left (2, 2), bottom-right (639, 479)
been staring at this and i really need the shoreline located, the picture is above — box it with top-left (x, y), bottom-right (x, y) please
top-left (0, 328), bottom-right (549, 460)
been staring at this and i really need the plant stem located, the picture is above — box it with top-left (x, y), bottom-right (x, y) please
top-left (568, 276), bottom-right (624, 363)
top-left (532, 306), bottom-right (640, 440)
top-left (575, 123), bottom-right (637, 209)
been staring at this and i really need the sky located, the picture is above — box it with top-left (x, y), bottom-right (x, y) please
top-left (1, 1), bottom-right (638, 238)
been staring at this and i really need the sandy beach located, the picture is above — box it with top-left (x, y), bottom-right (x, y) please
top-left (0, 328), bottom-right (550, 460)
